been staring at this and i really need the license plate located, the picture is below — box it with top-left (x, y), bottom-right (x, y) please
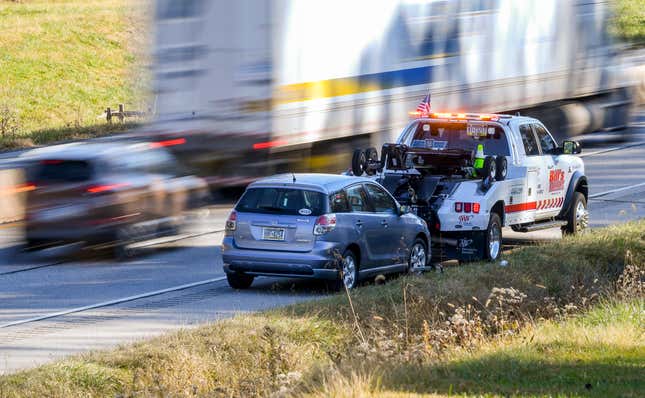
top-left (262, 227), bottom-right (285, 241)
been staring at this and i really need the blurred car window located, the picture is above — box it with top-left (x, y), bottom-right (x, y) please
top-left (345, 184), bottom-right (369, 213)
top-left (112, 148), bottom-right (180, 175)
top-left (519, 124), bottom-right (540, 156)
top-left (34, 160), bottom-right (93, 183)
top-left (533, 124), bottom-right (557, 154)
top-left (235, 188), bottom-right (325, 216)
top-left (364, 184), bottom-right (397, 214)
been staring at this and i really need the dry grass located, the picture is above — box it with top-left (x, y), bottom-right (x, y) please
top-left (0, 221), bottom-right (643, 397)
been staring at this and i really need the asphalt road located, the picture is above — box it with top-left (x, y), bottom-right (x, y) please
top-left (0, 114), bottom-right (643, 374)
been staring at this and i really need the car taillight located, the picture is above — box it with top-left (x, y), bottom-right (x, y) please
top-left (454, 202), bottom-right (480, 214)
top-left (225, 211), bottom-right (237, 231)
top-left (86, 183), bottom-right (129, 194)
top-left (314, 214), bottom-right (336, 235)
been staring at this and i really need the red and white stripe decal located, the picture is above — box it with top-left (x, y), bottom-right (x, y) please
top-left (505, 202), bottom-right (537, 213)
top-left (532, 197), bottom-right (564, 212)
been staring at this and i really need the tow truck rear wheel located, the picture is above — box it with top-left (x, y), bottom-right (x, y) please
top-left (562, 192), bottom-right (588, 235)
top-left (484, 213), bottom-right (502, 261)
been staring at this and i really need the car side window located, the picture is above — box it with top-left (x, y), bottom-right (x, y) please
top-left (519, 124), bottom-right (540, 156)
top-left (345, 185), bottom-right (369, 212)
top-left (533, 124), bottom-right (557, 154)
top-left (364, 184), bottom-right (397, 214)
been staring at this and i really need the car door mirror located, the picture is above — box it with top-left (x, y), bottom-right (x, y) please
top-left (398, 204), bottom-right (410, 215)
top-left (562, 140), bottom-right (581, 155)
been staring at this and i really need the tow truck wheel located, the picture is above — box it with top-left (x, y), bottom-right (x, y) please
top-left (226, 272), bottom-right (254, 289)
top-left (562, 192), bottom-right (588, 235)
top-left (484, 213), bottom-right (502, 261)
top-left (351, 149), bottom-right (367, 176)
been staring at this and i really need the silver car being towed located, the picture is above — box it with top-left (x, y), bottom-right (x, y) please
top-left (222, 174), bottom-right (431, 289)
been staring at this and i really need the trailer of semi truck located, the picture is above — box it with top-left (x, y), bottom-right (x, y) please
top-left (146, 0), bottom-right (634, 189)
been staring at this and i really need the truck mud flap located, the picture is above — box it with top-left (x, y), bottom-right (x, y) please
top-left (432, 231), bottom-right (487, 262)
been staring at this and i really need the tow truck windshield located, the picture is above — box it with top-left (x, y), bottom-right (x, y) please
top-left (403, 121), bottom-right (510, 156)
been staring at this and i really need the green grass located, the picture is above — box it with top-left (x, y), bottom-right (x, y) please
top-left (610, 0), bottom-right (645, 46)
top-left (0, 222), bottom-right (642, 397)
top-left (0, 0), bottom-right (148, 148)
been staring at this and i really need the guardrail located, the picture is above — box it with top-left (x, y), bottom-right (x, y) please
top-left (103, 104), bottom-right (147, 123)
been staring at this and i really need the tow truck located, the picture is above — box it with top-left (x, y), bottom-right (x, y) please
top-left (351, 112), bottom-right (588, 262)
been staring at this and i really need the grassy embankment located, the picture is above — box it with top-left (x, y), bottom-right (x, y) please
top-left (0, 221), bottom-right (643, 397)
top-left (0, 0), bottom-right (148, 150)
top-left (610, 0), bottom-right (645, 47)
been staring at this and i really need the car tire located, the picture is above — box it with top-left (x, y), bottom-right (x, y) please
top-left (495, 156), bottom-right (507, 181)
top-left (340, 249), bottom-right (360, 289)
top-left (351, 149), bottom-right (367, 176)
top-left (226, 272), bottom-right (254, 289)
top-left (484, 213), bottom-right (502, 261)
top-left (364, 147), bottom-right (379, 175)
top-left (407, 238), bottom-right (428, 274)
top-left (562, 192), bottom-right (588, 235)
top-left (482, 156), bottom-right (496, 181)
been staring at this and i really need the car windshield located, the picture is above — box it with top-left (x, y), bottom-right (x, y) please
top-left (406, 121), bottom-right (510, 156)
top-left (235, 188), bottom-right (326, 216)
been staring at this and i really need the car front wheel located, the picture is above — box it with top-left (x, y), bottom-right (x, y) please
top-left (408, 238), bottom-right (428, 274)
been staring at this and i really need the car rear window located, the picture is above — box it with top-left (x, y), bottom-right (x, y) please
top-left (34, 160), bottom-right (93, 183)
top-left (235, 188), bottom-right (326, 216)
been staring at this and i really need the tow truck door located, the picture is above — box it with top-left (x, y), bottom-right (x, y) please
top-left (513, 123), bottom-right (542, 223)
top-left (532, 123), bottom-right (566, 219)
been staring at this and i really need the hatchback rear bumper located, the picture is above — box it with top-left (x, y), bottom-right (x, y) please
top-left (221, 237), bottom-right (342, 280)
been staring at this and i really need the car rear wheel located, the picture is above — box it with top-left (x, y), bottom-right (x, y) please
top-left (407, 238), bottom-right (428, 274)
top-left (227, 272), bottom-right (254, 289)
top-left (484, 213), bottom-right (502, 261)
top-left (351, 149), bottom-right (367, 176)
top-left (341, 249), bottom-right (359, 289)
top-left (562, 192), bottom-right (588, 235)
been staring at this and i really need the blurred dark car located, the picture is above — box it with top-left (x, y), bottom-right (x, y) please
top-left (19, 141), bottom-right (210, 257)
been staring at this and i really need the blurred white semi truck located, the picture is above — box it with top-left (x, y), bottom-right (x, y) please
top-left (148, 0), bottom-right (634, 188)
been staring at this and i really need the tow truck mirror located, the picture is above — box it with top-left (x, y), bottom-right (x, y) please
top-left (562, 140), bottom-right (581, 155)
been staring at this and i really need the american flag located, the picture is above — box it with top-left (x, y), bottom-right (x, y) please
top-left (416, 93), bottom-right (431, 114)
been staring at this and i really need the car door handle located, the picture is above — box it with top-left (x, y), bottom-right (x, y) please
top-left (381, 220), bottom-right (389, 226)
top-left (355, 220), bottom-right (363, 227)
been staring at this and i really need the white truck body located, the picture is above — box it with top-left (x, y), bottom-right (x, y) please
top-left (150, 0), bottom-right (628, 185)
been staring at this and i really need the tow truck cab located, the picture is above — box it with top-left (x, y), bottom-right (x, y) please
top-left (371, 113), bottom-right (587, 262)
